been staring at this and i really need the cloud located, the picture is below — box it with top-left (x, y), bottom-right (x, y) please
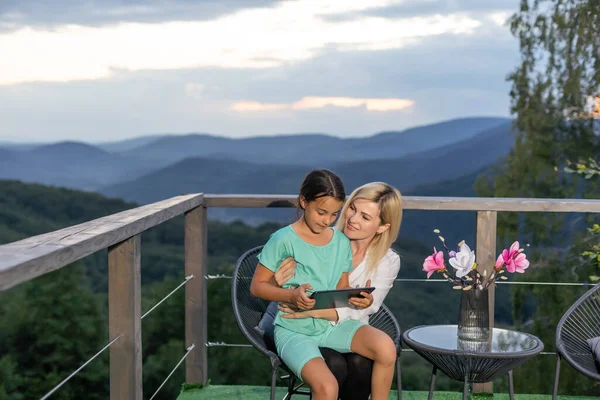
top-left (488, 11), bottom-right (512, 26)
top-left (0, 1), bottom-right (519, 141)
top-left (232, 96), bottom-right (415, 112)
top-left (358, 0), bottom-right (518, 19)
top-left (0, 0), bottom-right (280, 29)
top-left (184, 83), bottom-right (205, 99)
top-left (0, 0), bottom-right (484, 85)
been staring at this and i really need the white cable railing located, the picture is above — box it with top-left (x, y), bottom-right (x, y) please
top-left (39, 335), bottom-right (122, 400)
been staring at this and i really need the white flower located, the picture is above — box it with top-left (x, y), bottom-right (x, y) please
top-left (449, 243), bottom-right (476, 278)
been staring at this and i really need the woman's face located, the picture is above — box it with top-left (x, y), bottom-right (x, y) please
top-left (343, 198), bottom-right (384, 241)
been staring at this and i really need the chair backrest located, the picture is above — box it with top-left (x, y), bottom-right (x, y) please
top-left (231, 245), bottom-right (277, 359)
top-left (556, 282), bottom-right (600, 380)
top-left (370, 303), bottom-right (402, 349)
top-left (232, 245), bottom-right (403, 357)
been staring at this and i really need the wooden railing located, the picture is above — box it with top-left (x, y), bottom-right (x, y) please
top-left (2, 193), bottom-right (600, 398)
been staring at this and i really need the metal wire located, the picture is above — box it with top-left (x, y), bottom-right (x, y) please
top-left (392, 278), bottom-right (594, 286)
top-left (148, 344), bottom-right (195, 400)
top-left (205, 342), bottom-right (559, 356)
top-left (142, 275), bottom-right (194, 320)
top-left (39, 335), bottom-right (121, 400)
top-left (206, 274), bottom-right (232, 279)
top-left (206, 341), bottom-right (252, 348)
top-left (205, 274), bottom-right (593, 286)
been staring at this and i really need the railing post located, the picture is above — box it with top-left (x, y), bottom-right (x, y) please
top-left (108, 235), bottom-right (142, 400)
top-left (473, 211), bottom-right (497, 394)
top-left (185, 204), bottom-right (208, 384)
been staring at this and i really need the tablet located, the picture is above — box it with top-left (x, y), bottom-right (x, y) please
top-left (308, 287), bottom-right (375, 310)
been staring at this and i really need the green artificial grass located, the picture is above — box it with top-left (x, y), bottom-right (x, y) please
top-left (176, 384), bottom-right (600, 400)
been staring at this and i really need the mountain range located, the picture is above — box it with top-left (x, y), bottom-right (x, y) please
top-left (0, 116), bottom-right (513, 221)
top-left (100, 119), bottom-right (514, 202)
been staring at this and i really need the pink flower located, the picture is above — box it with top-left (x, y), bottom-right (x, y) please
top-left (494, 254), bottom-right (504, 270)
top-left (498, 241), bottom-right (530, 273)
top-left (506, 253), bottom-right (530, 273)
top-left (501, 241), bottom-right (520, 264)
top-left (423, 247), bottom-right (446, 278)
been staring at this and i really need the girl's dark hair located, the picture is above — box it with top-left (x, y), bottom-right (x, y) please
top-left (298, 169), bottom-right (346, 208)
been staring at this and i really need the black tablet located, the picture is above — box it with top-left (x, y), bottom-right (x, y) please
top-left (308, 287), bottom-right (375, 310)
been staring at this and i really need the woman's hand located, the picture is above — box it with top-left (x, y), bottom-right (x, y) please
top-left (349, 279), bottom-right (374, 309)
top-left (279, 304), bottom-right (319, 319)
top-left (272, 257), bottom-right (296, 287)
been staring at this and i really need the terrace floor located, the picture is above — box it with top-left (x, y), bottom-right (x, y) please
top-left (176, 385), bottom-right (599, 400)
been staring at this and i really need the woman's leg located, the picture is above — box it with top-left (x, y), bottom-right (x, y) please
top-left (340, 353), bottom-right (373, 400)
top-left (320, 347), bottom-right (348, 390)
top-left (350, 326), bottom-right (396, 400)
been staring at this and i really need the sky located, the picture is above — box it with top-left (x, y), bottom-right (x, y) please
top-left (0, 0), bottom-right (520, 142)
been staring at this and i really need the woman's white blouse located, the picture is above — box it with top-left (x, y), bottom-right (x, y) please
top-left (333, 248), bottom-right (401, 325)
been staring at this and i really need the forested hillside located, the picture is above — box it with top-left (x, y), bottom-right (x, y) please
top-left (0, 180), bottom-right (474, 399)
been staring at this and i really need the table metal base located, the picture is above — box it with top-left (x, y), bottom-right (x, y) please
top-left (427, 365), bottom-right (515, 400)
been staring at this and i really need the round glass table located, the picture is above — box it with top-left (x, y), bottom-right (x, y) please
top-left (402, 325), bottom-right (544, 400)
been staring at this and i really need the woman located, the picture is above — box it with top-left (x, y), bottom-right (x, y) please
top-left (262, 181), bottom-right (403, 399)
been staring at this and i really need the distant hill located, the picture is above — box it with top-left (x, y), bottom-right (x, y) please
top-left (96, 134), bottom-right (172, 153)
top-left (118, 133), bottom-right (343, 167)
top-left (117, 117), bottom-right (510, 167)
top-left (0, 141), bottom-right (150, 190)
top-left (100, 121), bottom-right (514, 212)
top-left (0, 117), bottom-right (511, 191)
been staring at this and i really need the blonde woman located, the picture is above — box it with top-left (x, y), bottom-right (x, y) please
top-left (265, 182), bottom-right (403, 400)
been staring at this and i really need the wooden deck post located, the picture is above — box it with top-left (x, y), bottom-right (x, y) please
top-left (473, 211), bottom-right (497, 394)
top-left (185, 205), bottom-right (208, 384)
top-left (108, 235), bottom-right (142, 400)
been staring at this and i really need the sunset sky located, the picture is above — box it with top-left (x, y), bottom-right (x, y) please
top-left (0, 0), bottom-right (519, 142)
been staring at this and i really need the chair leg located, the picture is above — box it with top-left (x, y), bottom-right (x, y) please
top-left (270, 366), bottom-right (278, 400)
top-left (284, 375), bottom-right (296, 400)
top-left (552, 354), bottom-right (561, 400)
top-left (428, 365), bottom-right (437, 400)
top-left (508, 370), bottom-right (514, 400)
top-left (396, 350), bottom-right (402, 400)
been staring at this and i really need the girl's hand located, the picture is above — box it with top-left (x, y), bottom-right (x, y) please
top-left (279, 304), bottom-right (319, 319)
top-left (272, 257), bottom-right (296, 287)
top-left (290, 284), bottom-right (316, 310)
top-left (349, 279), bottom-right (374, 309)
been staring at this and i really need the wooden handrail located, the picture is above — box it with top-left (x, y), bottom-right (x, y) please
top-left (0, 193), bottom-right (204, 291)
top-left (204, 194), bottom-right (600, 212)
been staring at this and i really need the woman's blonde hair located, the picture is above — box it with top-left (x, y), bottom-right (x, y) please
top-left (335, 182), bottom-right (403, 275)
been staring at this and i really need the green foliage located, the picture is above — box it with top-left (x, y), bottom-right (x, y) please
top-left (0, 263), bottom-right (108, 400)
top-left (475, 0), bottom-right (600, 395)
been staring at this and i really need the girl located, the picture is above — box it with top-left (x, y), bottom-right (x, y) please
top-left (274, 181), bottom-right (403, 400)
top-left (250, 170), bottom-right (396, 400)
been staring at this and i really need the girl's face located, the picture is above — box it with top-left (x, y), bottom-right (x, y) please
top-left (343, 198), bottom-right (388, 241)
top-left (300, 196), bottom-right (344, 235)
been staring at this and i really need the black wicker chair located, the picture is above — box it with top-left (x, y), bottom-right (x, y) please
top-left (232, 245), bottom-right (403, 400)
top-left (553, 282), bottom-right (600, 400)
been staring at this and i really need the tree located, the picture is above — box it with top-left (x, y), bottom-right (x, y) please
top-left (475, 0), bottom-right (600, 394)
top-left (0, 263), bottom-right (108, 400)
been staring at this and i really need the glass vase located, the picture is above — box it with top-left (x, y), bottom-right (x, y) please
top-left (457, 288), bottom-right (490, 342)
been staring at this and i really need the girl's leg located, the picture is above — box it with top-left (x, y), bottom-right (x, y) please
top-left (320, 347), bottom-right (348, 390)
top-left (275, 327), bottom-right (339, 400)
top-left (340, 353), bottom-right (373, 400)
top-left (350, 326), bottom-right (396, 400)
top-left (301, 358), bottom-right (339, 400)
